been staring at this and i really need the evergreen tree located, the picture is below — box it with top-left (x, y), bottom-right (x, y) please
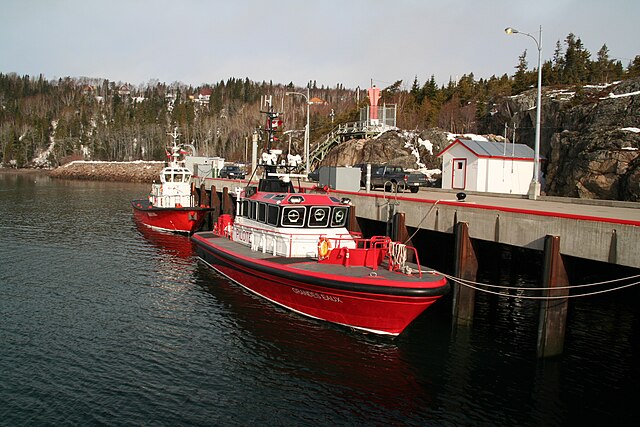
top-left (410, 76), bottom-right (425, 104)
top-left (551, 40), bottom-right (565, 84)
top-left (422, 75), bottom-right (438, 100)
top-left (513, 50), bottom-right (530, 93)
top-left (592, 44), bottom-right (612, 84)
top-left (627, 55), bottom-right (640, 78)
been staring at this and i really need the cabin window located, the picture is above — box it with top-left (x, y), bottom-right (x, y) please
top-left (281, 206), bottom-right (306, 227)
top-left (249, 201), bottom-right (257, 220)
top-left (267, 205), bottom-right (279, 226)
top-left (308, 206), bottom-right (330, 228)
top-left (164, 173), bottom-right (172, 182)
top-left (241, 200), bottom-right (248, 217)
top-left (331, 207), bottom-right (348, 227)
top-left (258, 203), bottom-right (266, 222)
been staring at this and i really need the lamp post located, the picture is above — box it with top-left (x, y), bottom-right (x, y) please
top-left (286, 87), bottom-right (310, 177)
top-left (505, 25), bottom-right (542, 199)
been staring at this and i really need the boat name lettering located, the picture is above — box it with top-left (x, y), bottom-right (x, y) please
top-left (291, 287), bottom-right (342, 303)
top-left (236, 228), bottom-right (252, 244)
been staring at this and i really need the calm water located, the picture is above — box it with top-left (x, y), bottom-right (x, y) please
top-left (1, 172), bottom-right (638, 426)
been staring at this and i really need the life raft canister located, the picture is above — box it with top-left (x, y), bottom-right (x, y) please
top-left (317, 237), bottom-right (332, 260)
top-left (215, 214), bottom-right (233, 237)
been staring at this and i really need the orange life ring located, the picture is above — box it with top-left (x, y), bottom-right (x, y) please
top-left (317, 237), bottom-right (332, 259)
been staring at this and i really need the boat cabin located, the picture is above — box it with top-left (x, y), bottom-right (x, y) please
top-left (162, 166), bottom-right (192, 183)
top-left (149, 164), bottom-right (195, 208)
top-left (229, 190), bottom-right (354, 258)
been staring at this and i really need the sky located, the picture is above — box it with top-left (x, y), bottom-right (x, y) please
top-left (1, 0), bottom-right (639, 91)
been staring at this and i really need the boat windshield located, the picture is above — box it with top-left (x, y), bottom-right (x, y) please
top-left (240, 199), bottom-right (349, 229)
top-left (163, 168), bottom-right (191, 183)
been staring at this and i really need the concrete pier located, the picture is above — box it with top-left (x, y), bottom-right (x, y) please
top-left (193, 177), bottom-right (640, 269)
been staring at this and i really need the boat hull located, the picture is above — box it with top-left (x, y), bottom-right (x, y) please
top-left (192, 233), bottom-right (449, 335)
top-left (131, 199), bottom-right (212, 234)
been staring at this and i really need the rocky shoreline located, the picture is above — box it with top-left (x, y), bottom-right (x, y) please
top-left (48, 161), bottom-right (165, 183)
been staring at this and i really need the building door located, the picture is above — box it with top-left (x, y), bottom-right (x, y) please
top-left (452, 158), bottom-right (466, 189)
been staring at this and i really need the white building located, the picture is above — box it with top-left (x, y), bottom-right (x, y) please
top-left (437, 138), bottom-right (541, 195)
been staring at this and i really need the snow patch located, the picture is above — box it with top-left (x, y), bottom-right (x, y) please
top-left (463, 133), bottom-right (488, 142)
top-left (602, 90), bottom-right (640, 99)
top-left (419, 168), bottom-right (441, 180)
top-left (32, 120), bottom-right (58, 167)
top-left (61, 160), bottom-right (164, 168)
top-left (418, 137), bottom-right (433, 155)
top-left (620, 127), bottom-right (640, 133)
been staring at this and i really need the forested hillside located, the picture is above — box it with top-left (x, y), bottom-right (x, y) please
top-left (1, 33), bottom-right (638, 168)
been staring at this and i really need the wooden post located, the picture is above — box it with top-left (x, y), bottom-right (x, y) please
top-left (191, 182), bottom-right (199, 206)
top-left (392, 212), bottom-right (415, 262)
top-left (199, 183), bottom-right (208, 207)
top-left (210, 185), bottom-right (220, 223)
top-left (392, 212), bottom-right (408, 242)
top-left (537, 235), bottom-right (570, 358)
top-left (348, 205), bottom-right (362, 235)
top-left (222, 187), bottom-right (234, 215)
top-left (452, 221), bottom-right (478, 327)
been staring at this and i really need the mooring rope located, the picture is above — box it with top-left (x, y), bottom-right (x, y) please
top-left (441, 272), bottom-right (640, 291)
top-left (394, 199), bottom-right (640, 300)
top-left (403, 200), bottom-right (441, 244)
top-left (389, 242), bottom-right (408, 271)
top-left (440, 272), bottom-right (640, 300)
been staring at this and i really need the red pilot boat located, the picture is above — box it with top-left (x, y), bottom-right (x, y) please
top-left (132, 129), bottom-right (213, 234)
top-left (191, 109), bottom-right (449, 336)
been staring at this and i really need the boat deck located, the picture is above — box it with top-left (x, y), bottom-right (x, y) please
top-left (194, 232), bottom-right (445, 285)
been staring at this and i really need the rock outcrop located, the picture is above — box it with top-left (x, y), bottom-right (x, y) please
top-left (487, 78), bottom-right (640, 201)
top-left (319, 129), bottom-right (461, 170)
top-left (544, 80), bottom-right (640, 200)
top-left (49, 161), bottom-right (164, 183)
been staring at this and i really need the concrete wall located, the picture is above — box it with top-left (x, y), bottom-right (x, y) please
top-left (337, 192), bottom-right (639, 269)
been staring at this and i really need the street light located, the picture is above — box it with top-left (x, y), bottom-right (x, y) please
top-left (286, 87), bottom-right (310, 177)
top-left (505, 25), bottom-right (542, 199)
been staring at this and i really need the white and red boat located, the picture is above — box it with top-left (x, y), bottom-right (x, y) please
top-left (132, 129), bottom-right (213, 234)
top-left (191, 110), bottom-right (449, 336)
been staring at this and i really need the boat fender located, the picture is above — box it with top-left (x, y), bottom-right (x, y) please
top-left (317, 237), bottom-right (332, 260)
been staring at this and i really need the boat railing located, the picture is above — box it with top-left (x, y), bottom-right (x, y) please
top-left (230, 221), bottom-right (354, 258)
top-left (320, 235), bottom-right (423, 277)
top-left (149, 191), bottom-right (195, 208)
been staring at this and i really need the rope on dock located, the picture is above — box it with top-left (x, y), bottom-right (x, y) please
top-left (440, 272), bottom-right (640, 300)
top-left (398, 199), bottom-right (640, 300)
top-left (403, 200), bottom-right (441, 244)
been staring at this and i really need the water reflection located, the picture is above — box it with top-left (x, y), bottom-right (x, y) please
top-left (2, 173), bottom-right (634, 425)
top-left (193, 263), bottom-right (434, 420)
top-left (133, 220), bottom-right (195, 261)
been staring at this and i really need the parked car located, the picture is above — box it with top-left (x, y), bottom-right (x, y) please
top-left (219, 165), bottom-right (245, 179)
top-left (308, 168), bottom-right (320, 182)
top-left (357, 164), bottom-right (428, 193)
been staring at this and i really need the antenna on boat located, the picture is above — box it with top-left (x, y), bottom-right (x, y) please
top-left (165, 127), bottom-right (186, 166)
